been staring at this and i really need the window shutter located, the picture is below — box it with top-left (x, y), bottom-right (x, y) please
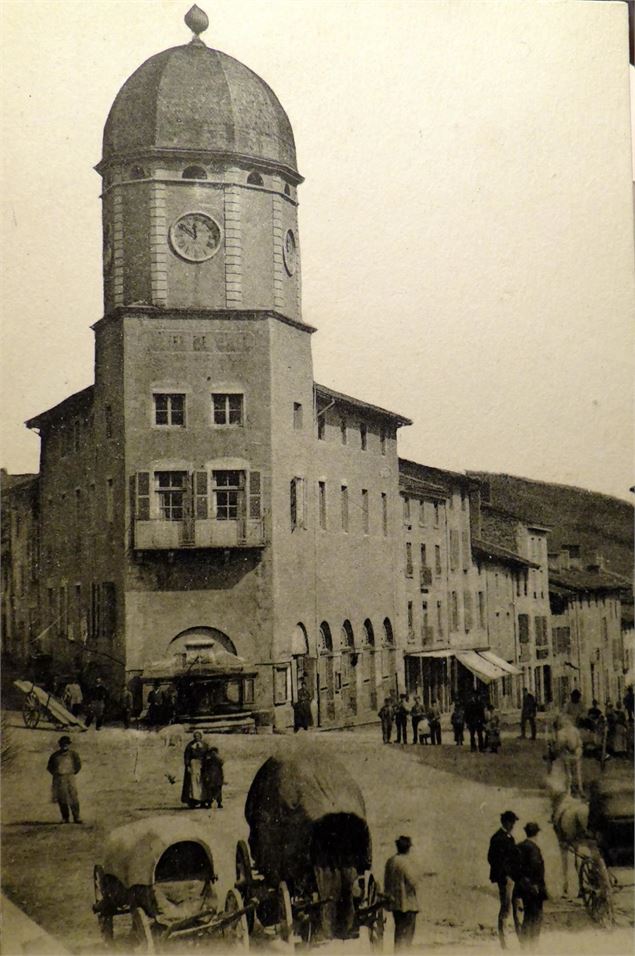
top-left (464, 590), bottom-right (473, 631)
top-left (249, 471), bottom-right (261, 519)
top-left (290, 479), bottom-right (297, 529)
top-left (136, 472), bottom-right (150, 521)
top-left (195, 471), bottom-right (208, 519)
top-left (461, 530), bottom-right (470, 570)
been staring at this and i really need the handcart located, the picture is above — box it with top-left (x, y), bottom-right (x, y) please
top-left (14, 680), bottom-right (86, 731)
top-left (234, 748), bottom-right (385, 949)
top-left (93, 816), bottom-right (251, 951)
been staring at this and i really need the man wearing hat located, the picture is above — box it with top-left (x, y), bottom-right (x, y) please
top-left (384, 835), bottom-right (419, 949)
top-left (46, 736), bottom-right (82, 823)
top-left (513, 823), bottom-right (547, 948)
top-left (487, 810), bottom-right (520, 949)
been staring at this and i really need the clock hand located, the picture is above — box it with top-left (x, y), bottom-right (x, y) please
top-left (192, 223), bottom-right (198, 240)
top-left (178, 222), bottom-right (195, 239)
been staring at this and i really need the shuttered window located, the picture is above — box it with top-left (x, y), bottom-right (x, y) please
top-left (464, 590), bottom-right (473, 631)
top-left (518, 614), bottom-right (530, 643)
top-left (249, 471), bottom-right (261, 519)
top-left (449, 530), bottom-right (460, 571)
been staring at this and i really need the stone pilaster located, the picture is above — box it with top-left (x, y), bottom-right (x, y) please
top-left (149, 181), bottom-right (168, 307)
top-left (272, 193), bottom-right (284, 311)
top-left (224, 185), bottom-right (242, 307)
top-left (112, 190), bottom-right (124, 309)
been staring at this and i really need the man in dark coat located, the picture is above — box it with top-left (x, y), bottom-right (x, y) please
top-left (513, 822), bottom-right (547, 948)
top-left (202, 745), bottom-right (224, 808)
top-left (520, 688), bottom-right (537, 740)
top-left (293, 678), bottom-right (313, 732)
top-left (465, 692), bottom-right (485, 752)
top-left (487, 810), bottom-right (519, 949)
top-left (395, 695), bottom-right (411, 744)
top-left (85, 677), bottom-right (107, 730)
top-left (47, 735), bottom-right (82, 823)
top-left (378, 697), bottom-right (394, 743)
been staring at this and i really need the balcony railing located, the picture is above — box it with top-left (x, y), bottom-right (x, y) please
top-left (134, 517), bottom-right (267, 551)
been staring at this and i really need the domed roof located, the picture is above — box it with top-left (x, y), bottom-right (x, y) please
top-left (102, 42), bottom-right (299, 178)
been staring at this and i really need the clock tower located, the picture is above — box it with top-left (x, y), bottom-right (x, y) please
top-left (97, 5), bottom-right (302, 321)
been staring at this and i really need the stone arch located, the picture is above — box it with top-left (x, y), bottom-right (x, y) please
top-left (340, 619), bottom-right (355, 649)
top-left (291, 622), bottom-right (309, 656)
top-left (319, 621), bottom-right (333, 653)
top-left (182, 164), bottom-right (208, 180)
top-left (383, 617), bottom-right (394, 644)
top-left (168, 626), bottom-right (236, 656)
top-left (363, 618), bottom-right (375, 646)
top-left (247, 170), bottom-right (264, 186)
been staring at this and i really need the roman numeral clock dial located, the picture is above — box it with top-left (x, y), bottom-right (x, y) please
top-left (169, 212), bottom-right (222, 262)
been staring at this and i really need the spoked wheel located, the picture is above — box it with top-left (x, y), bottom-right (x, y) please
top-left (235, 839), bottom-right (255, 933)
top-left (278, 880), bottom-right (295, 949)
top-left (579, 856), bottom-right (614, 927)
top-left (223, 887), bottom-right (250, 950)
top-left (22, 693), bottom-right (41, 729)
top-left (93, 865), bottom-right (113, 941)
top-left (131, 906), bottom-right (156, 953)
top-left (365, 874), bottom-right (385, 951)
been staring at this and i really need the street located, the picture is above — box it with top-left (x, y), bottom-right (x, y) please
top-left (1, 717), bottom-right (632, 955)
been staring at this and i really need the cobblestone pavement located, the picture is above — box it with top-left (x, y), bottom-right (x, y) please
top-left (1, 717), bottom-right (632, 954)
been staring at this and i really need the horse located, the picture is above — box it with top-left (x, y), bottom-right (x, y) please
top-left (547, 757), bottom-right (590, 896)
top-left (547, 714), bottom-right (584, 797)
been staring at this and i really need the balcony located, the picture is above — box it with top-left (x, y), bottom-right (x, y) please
top-left (134, 517), bottom-right (267, 551)
top-left (420, 566), bottom-right (433, 589)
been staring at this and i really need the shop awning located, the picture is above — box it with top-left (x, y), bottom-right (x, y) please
top-left (478, 650), bottom-right (522, 677)
top-left (455, 650), bottom-right (508, 683)
top-left (404, 649), bottom-right (454, 659)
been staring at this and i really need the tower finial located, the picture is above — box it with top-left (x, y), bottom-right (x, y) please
top-left (185, 5), bottom-right (209, 44)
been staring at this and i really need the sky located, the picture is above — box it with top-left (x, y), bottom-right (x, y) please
top-left (1, 0), bottom-right (634, 500)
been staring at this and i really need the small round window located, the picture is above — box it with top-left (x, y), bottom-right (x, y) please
top-left (283, 229), bottom-right (297, 276)
top-left (182, 165), bottom-right (208, 180)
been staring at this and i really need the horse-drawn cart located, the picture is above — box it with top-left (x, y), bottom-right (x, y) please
top-left (93, 816), bottom-right (250, 951)
top-left (234, 749), bottom-right (385, 949)
top-left (14, 680), bottom-right (86, 731)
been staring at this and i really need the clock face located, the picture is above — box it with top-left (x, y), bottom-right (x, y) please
top-left (283, 228), bottom-right (297, 276)
top-left (169, 212), bottom-right (222, 262)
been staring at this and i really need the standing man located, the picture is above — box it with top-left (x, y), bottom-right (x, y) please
top-left (63, 679), bottom-right (83, 718)
top-left (487, 810), bottom-right (519, 950)
top-left (465, 691), bottom-right (485, 752)
top-left (384, 835), bottom-right (419, 950)
top-left (202, 745), bottom-right (224, 808)
top-left (47, 735), bottom-right (82, 824)
top-left (428, 698), bottom-right (442, 745)
top-left (520, 687), bottom-right (537, 740)
top-left (513, 822), bottom-right (547, 949)
top-left (395, 695), bottom-right (411, 744)
top-left (378, 697), bottom-right (394, 743)
top-left (293, 678), bottom-right (313, 732)
top-left (86, 677), bottom-right (107, 730)
top-left (411, 696), bottom-right (424, 744)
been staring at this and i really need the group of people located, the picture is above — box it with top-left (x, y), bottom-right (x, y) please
top-left (62, 676), bottom-right (109, 729)
top-left (378, 694), bottom-right (442, 745)
top-left (488, 810), bottom-right (547, 950)
top-left (181, 731), bottom-right (225, 809)
top-left (566, 687), bottom-right (632, 756)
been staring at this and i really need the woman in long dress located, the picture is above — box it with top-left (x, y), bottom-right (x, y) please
top-left (181, 731), bottom-right (206, 808)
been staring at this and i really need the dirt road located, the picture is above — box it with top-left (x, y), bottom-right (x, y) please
top-left (1, 719), bottom-right (632, 954)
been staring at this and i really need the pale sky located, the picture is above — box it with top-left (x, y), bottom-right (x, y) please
top-left (1, 0), bottom-right (634, 500)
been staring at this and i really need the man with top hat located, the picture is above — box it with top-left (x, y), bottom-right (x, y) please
top-left (487, 810), bottom-right (520, 949)
top-left (513, 822), bottom-right (547, 948)
top-left (384, 835), bottom-right (419, 949)
top-left (47, 735), bottom-right (82, 823)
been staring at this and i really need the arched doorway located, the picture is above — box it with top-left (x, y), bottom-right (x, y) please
top-left (382, 617), bottom-right (396, 697)
top-left (317, 622), bottom-right (335, 722)
top-left (340, 620), bottom-right (357, 718)
top-left (362, 619), bottom-right (377, 710)
top-left (291, 623), bottom-right (315, 706)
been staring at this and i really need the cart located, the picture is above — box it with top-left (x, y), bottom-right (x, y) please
top-left (93, 816), bottom-right (251, 951)
top-left (235, 749), bottom-right (385, 950)
top-left (14, 680), bottom-right (86, 731)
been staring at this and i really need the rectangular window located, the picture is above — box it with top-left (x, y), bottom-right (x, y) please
top-left (435, 544), bottom-right (442, 575)
top-left (518, 614), bottom-right (530, 643)
top-left (464, 590), bottom-right (473, 631)
top-left (403, 497), bottom-right (411, 523)
top-left (340, 419), bottom-right (347, 444)
top-left (154, 393), bottom-right (186, 427)
top-left (155, 471), bottom-right (187, 521)
top-left (360, 423), bottom-right (367, 450)
top-left (293, 402), bottom-right (303, 430)
top-left (318, 481), bottom-right (327, 530)
top-left (449, 529), bottom-right (460, 571)
top-left (450, 591), bottom-right (459, 631)
top-left (437, 600), bottom-right (443, 636)
top-left (361, 489), bottom-right (369, 534)
top-left (341, 485), bottom-right (349, 532)
top-left (420, 544), bottom-right (427, 568)
top-left (407, 601), bottom-right (414, 633)
top-left (405, 542), bottom-right (413, 577)
top-left (478, 590), bottom-right (486, 628)
top-left (380, 427), bottom-right (387, 455)
top-left (211, 393), bottom-right (242, 426)
top-left (106, 478), bottom-right (114, 523)
top-left (419, 499), bottom-right (426, 527)
top-left (274, 665), bottom-right (291, 704)
top-left (381, 493), bottom-right (388, 537)
top-left (213, 470), bottom-right (241, 520)
top-left (290, 477), bottom-right (306, 530)
top-left (461, 491), bottom-right (467, 512)
top-left (433, 502), bottom-right (440, 527)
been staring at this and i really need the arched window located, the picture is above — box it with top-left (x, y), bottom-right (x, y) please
top-left (247, 171), bottom-right (264, 186)
top-left (291, 622), bottom-right (309, 656)
top-left (383, 618), bottom-right (394, 645)
top-left (129, 165), bottom-right (148, 180)
top-left (182, 165), bottom-right (208, 180)
top-left (284, 183), bottom-right (291, 197)
top-left (168, 626), bottom-right (237, 656)
top-left (340, 620), bottom-right (355, 650)
top-left (363, 619), bottom-right (375, 647)
top-left (319, 621), bottom-right (333, 653)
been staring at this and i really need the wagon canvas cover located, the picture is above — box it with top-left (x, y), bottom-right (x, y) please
top-left (244, 748), bottom-right (371, 886)
top-left (102, 816), bottom-right (215, 888)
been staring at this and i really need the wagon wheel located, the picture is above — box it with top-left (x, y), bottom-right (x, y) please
top-left (93, 865), bottom-right (114, 941)
top-left (365, 874), bottom-right (385, 951)
top-left (579, 856), bottom-right (613, 927)
top-left (223, 887), bottom-right (250, 950)
top-left (277, 881), bottom-right (295, 948)
top-left (131, 906), bottom-right (156, 953)
top-left (22, 693), bottom-right (41, 729)
top-left (235, 840), bottom-right (255, 933)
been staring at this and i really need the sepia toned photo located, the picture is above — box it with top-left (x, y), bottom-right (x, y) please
top-left (1, 1), bottom-right (634, 954)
